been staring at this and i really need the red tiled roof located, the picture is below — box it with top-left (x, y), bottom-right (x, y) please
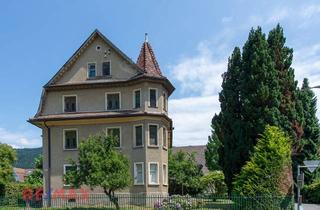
top-left (137, 40), bottom-right (162, 77)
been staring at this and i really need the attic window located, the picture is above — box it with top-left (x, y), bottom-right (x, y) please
top-left (102, 61), bottom-right (111, 76)
top-left (87, 63), bottom-right (96, 78)
top-left (96, 45), bottom-right (101, 51)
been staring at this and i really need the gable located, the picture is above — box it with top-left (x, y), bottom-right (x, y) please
top-left (47, 30), bottom-right (143, 86)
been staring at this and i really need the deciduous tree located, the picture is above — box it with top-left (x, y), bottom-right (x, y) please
top-left (65, 134), bottom-right (131, 210)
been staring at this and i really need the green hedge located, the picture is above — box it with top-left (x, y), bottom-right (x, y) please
top-left (302, 179), bottom-right (320, 203)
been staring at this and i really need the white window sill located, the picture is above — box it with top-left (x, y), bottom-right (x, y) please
top-left (148, 145), bottom-right (159, 149)
top-left (63, 148), bottom-right (78, 151)
top-left (134, 183), bottom-right (145, 186)
top-left (148, 183), bottom-right (160, 186)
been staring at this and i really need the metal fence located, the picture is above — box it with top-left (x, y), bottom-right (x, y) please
top-left (0, 194), bottom-right (293, 209)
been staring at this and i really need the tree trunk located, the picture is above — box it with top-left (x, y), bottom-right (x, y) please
top-left (104, 188), bottom-right (120, 210)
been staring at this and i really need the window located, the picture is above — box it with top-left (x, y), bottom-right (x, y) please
top-left (134, 162), bottom-right (144, 185)
top-left (63, 95), bottom-right (77, 112)
top-left (149, 88), bottom-right (157, 108)
top-left (64, 129), bottom-right (78, 150)
top-left (106, 93), bottom-right (120, 110)
top-left (163, 127), bottom-right (167, 148)
top-left (149, 125), bottom-right (158, 146)
top-left (149, 163), bottom-right (159, 185)
top-left (133, 89), bottom-right (141, 109)
top-left (87, 63), bottom-right (96, 78)
top-left (134, 125), bottom-right (143, 147)
top-left (102, 61), bottom-right (111, 76)
top-left (163, 164), bottom-right (168, 185)
top-left (107, 127), bottom-right (121, 147)
top-left (163, 92), bottom-right (167, 111)
top-left (64, 164), bottom-right (77, 186)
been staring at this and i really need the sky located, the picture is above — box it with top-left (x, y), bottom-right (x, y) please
top-left (1, 0), bottom-right (320, 148)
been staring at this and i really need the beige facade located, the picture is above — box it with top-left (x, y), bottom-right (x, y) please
top-left (29, 29), bottom-right (174, 197)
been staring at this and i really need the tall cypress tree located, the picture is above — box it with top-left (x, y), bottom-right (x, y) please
top-left (267, 24), bottom-right (299, 138)
top-left (240, 27), bottom-right (281, 156)
top-left (206, 47), bottom-right (243, 192)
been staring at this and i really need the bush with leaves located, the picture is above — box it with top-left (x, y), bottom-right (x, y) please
top-left (169, 150), bottom-right (203, 195)
top-left (154, 195), bottom-right (199, 210)
top-left (65, 134), bottom-right (131, 210)
top-left (233, 126), bottom-right (293, 209)
top-left (25, 155), bottom-right (43, 186)
top-left (302, 179), bottom-right (320, 204)
top-left (200, 171), bottom-right (227, 196)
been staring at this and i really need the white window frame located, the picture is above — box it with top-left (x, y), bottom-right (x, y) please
top-left (134, 162), bottom-right (145, 185)
top-left (133, 124), bottom-right (144, 148)
top-left (106, 127), bottom-right (122, 148)
top-left (105, 92), bottom-right (121, 111)
top-left (63, 128), bottom-right (78, 151)
top-left (148, 162), bottom-right (159, 185)
top-left (162, 127), bottom-right (168, 149)
top-left (102, 60), bottom-right (112, 76)
top-left (62, 95), bottom-right (78, 113)
top-left (132, 88), bottom-right (142, 109)
top-left (163, 163), bottom-right (168, 186)
top-left (148, 88), bottom-right (158, 108)
top-left (148, 123), bottom-right (159, 147)
top-left (87, 62), bottom-right (97, 78)
top-left (63, 164), bottom-right (75, 186)
top-left (163, 91), bottom-right (168, 112)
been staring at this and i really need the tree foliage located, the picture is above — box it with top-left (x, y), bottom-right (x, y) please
top-left (200, 171), bottom-right (227, 196)
top-left (25, 155), bottom-right (43, 186)
top-left (168, 150), bottom-right (203, 195)
top-left (297, 79), bottom-right (320, 182)
top-left (0, 143), bottom-right (17, 184)
top-left (207, 25), bottom-right (320, 193)
top-left (65, 134), bottom-right (131, 210)
top-left (233, 126), bottom-right (292, 196)
top-left (205, 127), bottom-right (221, 171)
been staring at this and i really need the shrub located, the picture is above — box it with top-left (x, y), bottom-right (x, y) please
top-left (302, 179), bottom-right (320, 203)
top-left (154, 195), bottom-right (199, 210)
top-left (233, 126), bottom-right (293, 209)
top-left (200, 171), bottom-right (227, 196)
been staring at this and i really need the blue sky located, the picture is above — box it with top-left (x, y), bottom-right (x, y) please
top-left (1, 0), bottom-right (320, 147)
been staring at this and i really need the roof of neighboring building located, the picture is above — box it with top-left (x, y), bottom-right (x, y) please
top-left (13, 167), bottom-right (33, 182)
top-left (172, 145), bottom-right (209, 174)
top-left (137, 38), bottom-right (162, 77)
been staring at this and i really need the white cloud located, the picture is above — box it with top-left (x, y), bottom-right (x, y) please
top-left (169, 95), bottom-right (220, 146)
top-left (171, 41), bottom-right (227, 96)
top-left (300, 4), bottom-right (320, 19)
top-left (0, 127), bottom-right (41, 148)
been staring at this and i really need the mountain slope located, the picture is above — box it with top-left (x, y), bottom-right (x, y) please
top-left (14, 147), bottom-right (42, 169)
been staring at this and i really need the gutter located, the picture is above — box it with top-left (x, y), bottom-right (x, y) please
top-left (43, 121), bottom-right (51, 207)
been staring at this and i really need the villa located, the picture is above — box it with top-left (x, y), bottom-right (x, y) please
top-left (28, 29), bottom-right (175, 197)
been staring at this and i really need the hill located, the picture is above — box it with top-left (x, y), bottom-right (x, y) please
top-left (14, 147), bottom-right (42, 169)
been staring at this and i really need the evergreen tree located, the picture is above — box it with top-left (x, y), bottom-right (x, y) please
top-left (298, 79), bottom-right (320, 182)
top-left (205, 125), bottom-right (221, 171)
top-left (267, 24), bottom-right (300, 139)
top-left (240, 27), bottom-right (281, 148)
top-left (207, 47), bottom-right (243, 192)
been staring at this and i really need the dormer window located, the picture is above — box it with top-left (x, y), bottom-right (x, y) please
top-left (63, 95), bottom-right (77, 112)
top-left (87, 63), bottom-right (96, 78)
top-left (102, 61), bottom-right (111, 76)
